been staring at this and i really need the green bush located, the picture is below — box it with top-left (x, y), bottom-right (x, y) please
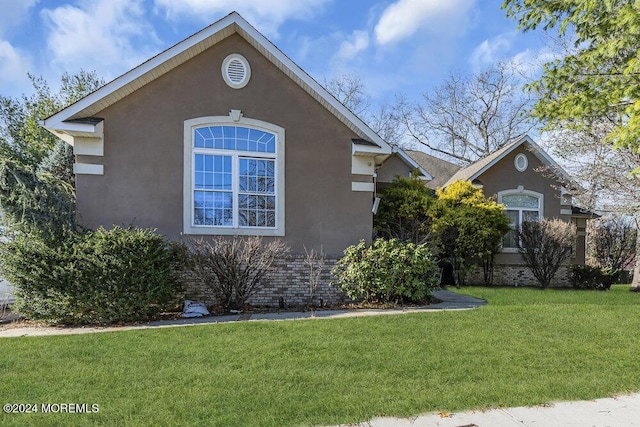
top-left (331, 239), bottom-right (438, 304)
top-left (0, 226), bottom-right (182, 325)
top-left (374, 175), bottom-right (435, 244)
top-left (569, 265), bottom-right (619, 290)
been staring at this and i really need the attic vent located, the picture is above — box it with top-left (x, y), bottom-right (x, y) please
top-left (222, 54), bottom-right (251, 89)
top-left (514, 153), bottom-right (528, 172)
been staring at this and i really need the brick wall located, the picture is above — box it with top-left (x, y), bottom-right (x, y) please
top-left (182, 254), bottom-right (347, 308)
top-left (465, 264), bottom-right (571, 288)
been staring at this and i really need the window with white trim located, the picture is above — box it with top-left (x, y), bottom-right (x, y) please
top-left (499, 191), bottom-right (543, 249)
top-left (184, 117), bottom-right (284, 236)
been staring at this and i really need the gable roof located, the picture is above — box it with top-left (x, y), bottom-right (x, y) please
top-left (405, 150), bottom-right (460, 189)
top-left (443, 135), bottom-right (574, 188)
top-left (41, 12), bottom-right (391, 154)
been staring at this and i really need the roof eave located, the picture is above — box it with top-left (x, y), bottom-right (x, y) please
top-left (41, 12), bottom-right (391, 152)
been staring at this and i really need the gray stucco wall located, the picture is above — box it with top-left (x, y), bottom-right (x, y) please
top-left (476, 146), bottom-right (576, 265)
top-left (75, 34), bottom-right (373, 254)
top-left (377, 153), bottom-right (413, 184)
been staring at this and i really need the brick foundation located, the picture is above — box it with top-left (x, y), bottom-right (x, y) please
top-left (182, 254), bottom-right (575, 309)
top-left (182, 254), bottom-right (347, 308)
top-left (465, 264), bottom-right (571, 288)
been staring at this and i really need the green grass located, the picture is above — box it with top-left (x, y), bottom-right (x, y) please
top-left (1, 285), bottom-right (639, 426)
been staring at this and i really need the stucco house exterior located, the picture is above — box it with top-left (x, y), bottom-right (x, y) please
top-left (41, 11), bottom-right (590, 304)
top-left (391, 136), bottom-right (594, 286)
top-left (41, 12), bottom-right (398, 305)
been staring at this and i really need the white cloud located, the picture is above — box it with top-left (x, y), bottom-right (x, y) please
top-left (470, 34), bottom-right (512, 71)
top-left (0, 40), bottom-right (33, 94)
top-left (335, 30), bottom-right (369, 61)
top-left (153, 0), bottom-right (331, 38)
top-left (470, 33), bottom-right (558, 77)
top-left (374, 0), bottom-right (475, 45)
top-left (509, 47), bottom-right (558, 78)
top-left (0, 0), bottom-right (37, 36)
top-left (42, 0), bottom-right (160, 79)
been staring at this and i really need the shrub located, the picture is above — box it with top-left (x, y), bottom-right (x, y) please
top-left (0, 226), bottom-right (181, 325)
top-left (569, 265), bottom-right (619, 290)
top-left (517, 218), bottom-right (576, 289)
top-left (180, 236), bottom-right (289, 310)
top-left (331, 239), bottom-right (438, 304)
top-left (588, 217), bottom-right (637, 271)
top-left (432, 181), bottom-right (510, 286)
top-left (374, 175), bottom-right (435, 244)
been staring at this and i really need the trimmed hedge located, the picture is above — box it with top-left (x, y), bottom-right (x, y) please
top-left (0, 226), bottom-right (182, 324)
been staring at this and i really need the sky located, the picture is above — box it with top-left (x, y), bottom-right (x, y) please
top-left (0, 0), bottom-right (554, 107)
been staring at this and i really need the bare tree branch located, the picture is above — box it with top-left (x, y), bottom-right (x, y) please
top-left (397, 61), bottom-right (538, 164)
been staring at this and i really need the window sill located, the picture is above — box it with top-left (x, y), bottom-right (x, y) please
top-left (183, 225), bottom-right (284, 237)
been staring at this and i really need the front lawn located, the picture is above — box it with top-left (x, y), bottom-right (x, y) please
top-left (1, 286), bottom-right (639, 426)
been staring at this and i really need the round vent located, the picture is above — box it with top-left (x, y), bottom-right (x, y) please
top-left (222, 54), bottom-right (251, 89)
top-left (514, 153), bottom-right (528, 172)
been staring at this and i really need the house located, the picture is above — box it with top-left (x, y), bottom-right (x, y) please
top-left (41, 11), bottom-right (589, 303)
top-left (391, 136), bottom-right (594, 286)
top-left (41, 12), bottom-right (393, 306)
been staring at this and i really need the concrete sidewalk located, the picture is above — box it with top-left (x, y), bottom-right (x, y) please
top-left (0, 290), bottom-right (486, 338)
top-left (335, 392), bottom-right (640, 426)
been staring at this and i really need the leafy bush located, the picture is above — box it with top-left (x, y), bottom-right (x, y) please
top-left (0, 226), bottom-right (181, 325)
top-left (517, 218), bottom-right (576, 288)
top-left (432, 181), bottom-right (510, 286)
top-left (569, 265), bottom-right (619, 290)
top-left (374, 176), bottom-right (435, 244)
top-left (331, 239), bottom-right (438, 304)
top-left (179, 236), bottom-right (289, 310)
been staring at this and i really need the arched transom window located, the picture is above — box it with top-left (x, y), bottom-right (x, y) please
top-left (499, 190), bottom-right (543, 249)
top-left (183, 116), bottom-right (285, 236)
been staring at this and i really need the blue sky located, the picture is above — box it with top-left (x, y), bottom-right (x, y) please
top-left (0, 0), bottom-right (553, 105)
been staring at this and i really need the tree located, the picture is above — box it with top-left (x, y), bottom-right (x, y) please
top-left (324, 74), bottom-right (404, 146)
top-left (503, 0), bottom-right (640, 155)
top-left (517, 218), bottom-right (576, 289)
top-left (0, 71), bottom-right (103, 173)
top-left (324, 74), bottom-right (370, 117)
top-left (589, 216), bottom-right (637, 273)
top-left (432, 181), bottom-right (511, 286)
top-left (546, 122), bottom-right (640, 285)
top-left (374, 175), bottom-right (435, 244)
top-left (503, 0), bottom-right (640, 289)
top-left (0, 158), bottom-right (76, 240)
top-left (396, 61), bottom-right (537, 164)
top-left (0, 70), bottom-right (104, 236)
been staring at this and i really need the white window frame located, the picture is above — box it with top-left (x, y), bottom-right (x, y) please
top-left (498, 189), bottom-right (543, 253)
top-left (183, 116), bottom-right (285, 236)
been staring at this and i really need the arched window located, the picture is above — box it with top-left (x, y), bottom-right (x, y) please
top-left (183, 116), bottom-right (284, 236)
top-left (498, 190), bottom-right (543, 249)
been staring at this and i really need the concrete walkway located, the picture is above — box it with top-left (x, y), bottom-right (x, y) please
top-left (0, 290), bottom-right (484, 338)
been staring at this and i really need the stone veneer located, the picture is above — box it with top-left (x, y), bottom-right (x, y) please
top-left (465, 264), bottom-right (571, 287)
top-left (182, 254), bottom-right (347, 308)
